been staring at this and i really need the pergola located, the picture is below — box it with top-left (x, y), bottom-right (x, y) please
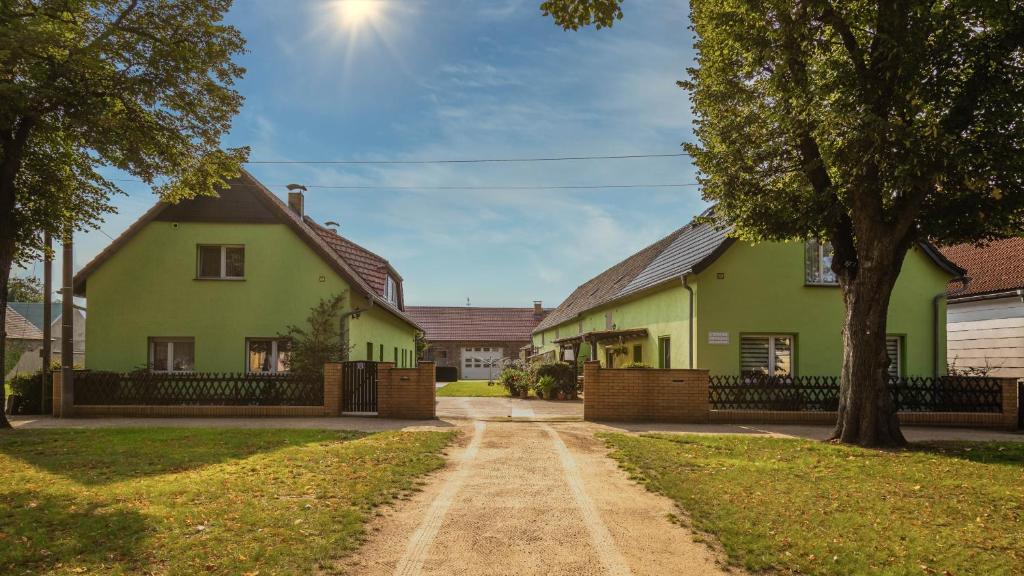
top-left (552, 328), bottom-right (649, 364)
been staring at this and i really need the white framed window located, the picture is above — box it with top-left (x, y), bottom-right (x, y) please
top-left (805, 240), bottom-right (837, 285)
top-left (198, 245), bottom-right (245, 279)
top-left (886, 336), bottom-right (902, 378)
top-left (384, 275), bottom-right (398, 305)
top-left (149, 338), bottom-right (195, 372)
top-left (246, 338), bottom-right (291, 374)
top-left (741, 334), bottom-right (794, 376)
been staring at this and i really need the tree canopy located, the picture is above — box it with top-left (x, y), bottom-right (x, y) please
top-left (6, 276), bottom-right (42, 302)
top-left (0, 0), bottom-right (249, 265)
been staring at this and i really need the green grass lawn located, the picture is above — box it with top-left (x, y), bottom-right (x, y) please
top-left (602, 433), bottom-right (1024, 576)
top-left (0, 427), bottom-right (454, 575)
top-left (436, 380), bottom-right (511, 397)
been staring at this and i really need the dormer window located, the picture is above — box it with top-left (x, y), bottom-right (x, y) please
top-left (384, 275), bottom-right (398, 305)
top-left (198, 245), bottom-right (244, 279)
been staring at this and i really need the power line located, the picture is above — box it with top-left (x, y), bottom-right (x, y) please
top-left (111, 179), bottom-right (700, 191)
top-left (243, 152), bottom-right (689, 165)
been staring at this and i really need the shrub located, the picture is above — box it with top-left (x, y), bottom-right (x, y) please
top-left (9, 371), bottom-right (45, 414)
top-left (497, 361), bottom-right (532, 396)
top-left (534, 375), bottom-right (556, 399)
top-left (535, 361), bottom-right (577, 398)
top-left (623, 362), bottom-right (651, 369)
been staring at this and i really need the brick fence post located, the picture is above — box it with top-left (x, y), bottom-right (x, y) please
top-left (582, 361), bottom-right (601, 421)
top-left (376, 362), bottom-right (395, 416)
top-left (1003, 378), bottom-right (1020, 430)
top-left (52, 371), bottom-right (63, 417)
top-left (420, 361), bottom-right (437, 419)
top-left (323, 362), bottom-right (342, 416)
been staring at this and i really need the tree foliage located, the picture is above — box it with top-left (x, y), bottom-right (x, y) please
top-left (280, 293), bottom-right (349, 378)
top-left (681, 0), bottom-right (1024, 246)
top-left (6, 276), bottom-right (42, 302)
top-left (540, 0), bottom-right (623, 30)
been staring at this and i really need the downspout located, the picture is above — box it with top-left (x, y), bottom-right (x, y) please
top-left (681, 274), bottom-right (695, 369)
top-left (935, 276), bottom-right (970, 377)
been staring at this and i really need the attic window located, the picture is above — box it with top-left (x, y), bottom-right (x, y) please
top-left (384, 275), bottom-right (398, 305)
top-left (198, 245), bottom-right (244, 279)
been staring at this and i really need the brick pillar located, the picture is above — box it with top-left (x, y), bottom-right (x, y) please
top-left (1003, 378), bottom-right (1020, 430)
top-left (582, 361), bottom-right (600, 421)
top-left (51, 371), bottom-right (64, 417)
top-left (419, 361), bottom-right (437, 419)
top-left (323, 362), bottom-right (342, 416)
top-left (378, 362), bottom-right (435, 419)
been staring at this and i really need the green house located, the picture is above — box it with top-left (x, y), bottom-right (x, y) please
top-left (73, 170), bottom-right (421, 374)
top-left (532, 213), bottom-right (963, 377)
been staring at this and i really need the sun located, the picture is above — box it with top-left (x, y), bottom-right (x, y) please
top-left (332, 0), bottom-right (386, 31)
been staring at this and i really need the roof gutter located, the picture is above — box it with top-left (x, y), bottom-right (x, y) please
top-left (948, 288), bottom-right (1024, 304)
top-left (681, 273), bottom-right (694, 369)
top-left (935, 276), bottom-right (971, 377)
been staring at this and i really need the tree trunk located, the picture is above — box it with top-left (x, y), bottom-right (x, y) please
top-left (831, 261), bottom-right (905, 446)
top-left (0, 236), bottom-right (14, 428)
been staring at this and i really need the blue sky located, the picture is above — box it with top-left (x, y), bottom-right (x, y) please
top-left (18, 0), bottom-right (707, 308)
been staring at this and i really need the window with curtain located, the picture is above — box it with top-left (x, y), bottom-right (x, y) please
top-left (741, 335), bottom-right (794, 376)
top-left (246, 339), bottom-right (291, 373)
top-left (805, 240), bottom-right (837, 285)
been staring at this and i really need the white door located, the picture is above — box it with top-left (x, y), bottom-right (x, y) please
top-left (461, 347), bottom-right (504, 380)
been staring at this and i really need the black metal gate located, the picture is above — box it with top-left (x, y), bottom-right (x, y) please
top-left (342, 361), bottom-right (379, 413)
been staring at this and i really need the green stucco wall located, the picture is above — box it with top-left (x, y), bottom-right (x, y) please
top-left (534, 241), bottom-right (952, 376)
top-left (84, 221), bottom-right (416, 372)
top-left (533, 285), bottom-right (692, 369)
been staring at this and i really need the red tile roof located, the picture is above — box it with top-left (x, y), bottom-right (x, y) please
top-left (406, 306), bottom-right (549, 342)
top-left (306, 219), bottom-right (395, 298)
top-left (941, 237), bottom-right (1024, 297)
top-left (5, 306), bottom-right (43, 340)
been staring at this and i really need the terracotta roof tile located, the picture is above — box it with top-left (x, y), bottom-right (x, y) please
top-left (5, 306), bottom-right (44, 340)
top-left (941, 237), bottom-right (1024, 297)
top-left (306, 220), bottom-right (394, 297)
top-left (406, 306), bottom-right (549, 341)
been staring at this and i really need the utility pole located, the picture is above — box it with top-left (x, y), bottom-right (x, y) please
top-left (41, 232), bottom-right (52, 413)
top-left (60, 234), bottom-right (73, 417)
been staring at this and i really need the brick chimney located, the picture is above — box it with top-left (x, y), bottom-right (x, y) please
top-left (286, 184), bottom-right (306, 217)
top-left (533, 300), bottom-right (543, 316)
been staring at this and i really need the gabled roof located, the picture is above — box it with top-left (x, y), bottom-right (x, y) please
top-left (7, 302), bottom-right (85, 331)
top-left (941, 237), bottom-right (1024, 298)
top-left (537, 211), bottom-right (962, 334)
top-left (72, 169), bottom-right (419, 330)
top-left (5, 306), bottom-right (44, 340)
top-left (406, 306), bottom-right (549, 342)
top-left (534, 217), bottom-right (729, 333)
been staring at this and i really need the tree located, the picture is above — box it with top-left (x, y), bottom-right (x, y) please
top-left (0, 0), bottom-right (249, 428)
top-left (280, 293), bottom-right (350, 378)
top-left (543, 0), bottom-right (1024, 446)
top-left (6, 276), bottom-right (42, 302)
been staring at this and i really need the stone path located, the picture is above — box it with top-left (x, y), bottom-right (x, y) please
top-left (340, 419), bottom-right (733, 576)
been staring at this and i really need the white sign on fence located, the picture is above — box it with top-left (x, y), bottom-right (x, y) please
top-left (708, 331), bottom-right (730, 345)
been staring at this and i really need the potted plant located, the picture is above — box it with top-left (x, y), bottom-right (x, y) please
top-left (535, 375), bottom-right (556, 401)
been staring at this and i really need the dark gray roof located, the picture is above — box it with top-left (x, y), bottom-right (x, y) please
top-left (534, 215), bottom-right (734, 333)
top-left (618, 221), bottom-right (733, 298)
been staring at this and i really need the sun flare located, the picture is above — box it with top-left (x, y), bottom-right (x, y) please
top-left (332, 0), bottom-right (386, 30)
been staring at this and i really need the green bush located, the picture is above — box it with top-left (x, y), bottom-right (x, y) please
top-left (9, 371), bottom-right (47, 414)
top-left (535, 361), bottom-right (577, 398)
top-left (623, 362), bottom-right (651, 369)
top-left (497, 362), bottom-right (532, 396)
top-left (534, 375), bottom-right (556, 399)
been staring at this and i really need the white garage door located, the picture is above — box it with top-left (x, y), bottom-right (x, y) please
top-left (461, 347), bottom-right (505, 380)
